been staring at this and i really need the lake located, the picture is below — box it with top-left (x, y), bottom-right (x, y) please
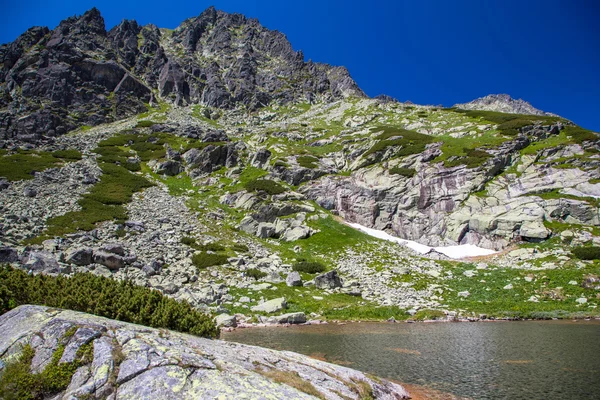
top-left (223, 320), bottom-right (600, 399)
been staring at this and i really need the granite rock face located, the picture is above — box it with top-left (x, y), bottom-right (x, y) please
top-left (0, 305), bottom-right (410, 399)
top-left (454, 93), bottom-right (557, 116)
top-left (0, 6), bottom-right (364, 142)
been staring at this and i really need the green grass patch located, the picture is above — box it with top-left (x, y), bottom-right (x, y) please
top-left (0, 151), bottom-right (78, 181)
top-left (136, 120), bottom-right (156, 128)
top-left (363, 126), bottom-right (434, 158)
top-left (572, 246), bottom-right (600, 260)
top-left (192, 252), bottom-right (229, 269)
top-left (51, 149), bottom-right (82, 160)
top-left (246, 268), bottom-right (267, 280)
top-left (244, 179), bottom-right (287, 195)
top-left (442, 148), bottom-right (491, 169)
top-left (389, 166), bottom-right (416, 177)
top-left (564, 125), bottom-right (598, 144)
top-left (292, 260), bottom-right (326, 274)
top-left (297, 155), bottom-right (319, 169)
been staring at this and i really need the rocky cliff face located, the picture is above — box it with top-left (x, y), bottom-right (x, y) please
top-left (454, 94), bottom-right (557, 116)
top-left (0, 7), bottom-right (364, 141)
top-left (0, 305), bottom-right (409, 399)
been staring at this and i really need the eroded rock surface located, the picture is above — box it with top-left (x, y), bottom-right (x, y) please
top-left (0, 305), bottom-right (409, 399)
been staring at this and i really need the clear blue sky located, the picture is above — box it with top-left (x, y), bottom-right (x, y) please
top-left (2, 0), bottom-right (599, 130)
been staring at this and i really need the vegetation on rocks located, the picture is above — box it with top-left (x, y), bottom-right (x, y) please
top-left (0, 266), bottom-right (217, 337)
top-left (292, 260), bottom-right (326, 274)
top-left (192, 252), bottom-right (229, 269)
top-left (244, 178), bottom-right (287, 195)
top-left (572, 246), bottom-right (600, 260)
top-left (389, 166), bottom-right (416, 177)
top-left (0, 150), bottom-right (82, 181)
top-left (364, 126), bottom-right (433, 158)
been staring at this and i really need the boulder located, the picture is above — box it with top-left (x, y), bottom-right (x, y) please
top-left (0, 179), bottom-right (9, 191)
top-left (250, 148), bottom-right (271, 169)
top-left (256, 222), bottom-right (276, 239)
top-left (23, 186), bottom-right (37, 197)
top-left (23, 251), bottom-right (59, 273)
top-left (215, 313), bottom-right (237, 328)
top-left (519, 221), bottom-right (550, 240)
top-left (65, 247), bottom-right (93, 266)
top-left (239, 216), bottom-right (259, 234)
top-left (0, 246), bottom-right (19, 263)
top-left (285, 271), bottom-right (302, 287)
top-left (281, 225), bottom-right (312, 242)
top-left (100, 243), bottom-right (126, 256)
top-left (268, 312), bottom-right (306, 324)
top-left (93, 250), bottom-right (125, 270)
top-left (251, 297), bottom-right (287, 313)
top-left (154, 160), bottom-right (183, 176)
top-left (314, 270), bottom-right (343, 289)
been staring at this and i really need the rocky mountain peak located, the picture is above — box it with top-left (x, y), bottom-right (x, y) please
top-left (0, 6), bottom-right (364, 142)
top-left (454, 93), bottom-right (556, 116)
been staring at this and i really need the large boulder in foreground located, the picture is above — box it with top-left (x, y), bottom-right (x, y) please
top-left (0, 305), bottom-right (409, 399)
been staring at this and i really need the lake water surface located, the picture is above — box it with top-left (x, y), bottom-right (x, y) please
top-left (223, 320), bottom-right (600, 399)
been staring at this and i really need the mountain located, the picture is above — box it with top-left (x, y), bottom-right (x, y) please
top-left (1, 5), bottom-right (600, 368)
top-left (0, 7), bottom-right (363, 142)
top-left (454, 93), bottom-right (557, 116)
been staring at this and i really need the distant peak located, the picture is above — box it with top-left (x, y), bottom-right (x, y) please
top-left (454, 93), bottom-right (557, 117)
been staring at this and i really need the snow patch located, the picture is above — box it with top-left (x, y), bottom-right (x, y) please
top-left (347, 222), bottom-right (497, 259)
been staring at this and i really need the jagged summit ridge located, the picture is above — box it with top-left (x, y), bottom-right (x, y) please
top-left (454, 93), bottom-right (557, 116)
top-left (0, 7), bottom-right (364, 141)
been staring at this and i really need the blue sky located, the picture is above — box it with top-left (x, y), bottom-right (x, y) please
top-left (2, 0), bottom-right (599, 130)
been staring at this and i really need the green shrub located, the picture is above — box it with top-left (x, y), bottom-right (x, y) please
top-left (412, 309), bottom-right (446, 321)
top-left (389, 166), bottom-right (416, 177)
top-left (181, 236), bottom-right (196, 246)
top-left (292, 260), bottom-right (326, 274)
top-left (0, 152), bottom-right (64, 181)
top-left (244, 179), bottom-right (286, 195)
top-left (363, 126), bottom-right (434, 158)
top-left (497, 118), bottom-right (534, 136)
top-left (444, 148), bottom-right (491, 169)
top-left (192, 252), bottom-right (229, 269)
top-left (245, 268), bottom-right (267, 280)
top-left (564, 125), bottom-right (598, 144)
top-left (572, 246), bottom-right (600, 260)
top-left (231, 243), bottom-right (249, 253)
top-left (51, 149), bottom-right (82, 160)
top-left (0, 266), bottom-right (217, 337)
top-left (129, 141), bottom-right (165, 161)
top-left (136, 120), bottom-right (156, 128)
top-left (297, 155), bottom-right (319, 169)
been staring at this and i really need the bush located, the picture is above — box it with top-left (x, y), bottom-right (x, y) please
top-left (231, 243), bottom-right (249, 252)
top-left (181, 236), bottom-right (196, 246)
top-left (0, 152), bottom-right (64, 181)
top-left (51, 149), bottom-right (82, 160)
top-left (444, 148), bottom-right (491, 169)
top-left (244, 179), bottom-right (287, 195)
top-left (363, 126), bottom-right (434, 158)
top-left (564, 126), bottom-right (598, 144)
top-left (0, 265), bottom-right (217, 337)
top-left (572, 246), bottom-right (600, 260)
top-left (389, 166), bottom-right (416, 177)
top-left (292, 260), bottom-right (326, 274)
top-left (297, 155), bottom-right (319, 169)
top-left (136, 120), bottom-right (156, 128)
top-left (192, 252), bottom-right (229, 269)
top-left (245, 268), bottom-right (267, 280)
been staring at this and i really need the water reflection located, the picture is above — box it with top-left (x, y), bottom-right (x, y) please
top-left (223, 320), bottom-right (600, 400)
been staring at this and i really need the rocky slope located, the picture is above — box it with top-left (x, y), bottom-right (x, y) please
top-left (1, 7), bottom-right (600, 329)
top-left (0, 305), bottom-right (409, 399)
top-left (0, 7), bottom-right (363, 142)
top-left (454, 93), bottom-right (557, 116)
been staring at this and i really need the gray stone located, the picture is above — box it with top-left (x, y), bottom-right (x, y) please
top-left (65, 247), bottom-right (93, 266)
top-left (0, 179), bottom-right (9, 191)
top-left (251, 297), bottom-right (287, 313)
top-left (0, 247), bottom-right (19, 263)
top-left (239, 216), bottom-right (259, 234)
top-left (286, 271), bottom-right (302, 287)
top-left (100, 243), bottom-right (126, 256)
top-left (154, 160), bottom-right (183, 176)
top-left (314, 270), bottom-right (343, 289)
top-left (215, 314), bottom-right (237, 328)
top-left (93, 250), bottom-right (125, 270)
top-left (256, 222), bottom-right (276, 239)
top-left (23, 186), bottom-right (37, 197)
top-left (268, 312), bottom-right (307, 324)
top-left (23, 251), bottom-right (59, 273)
top-left (281, 225), bottom-right (312, 242)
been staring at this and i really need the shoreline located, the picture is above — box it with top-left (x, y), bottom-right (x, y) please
top-left (220, 314), bottom-right (600, 333)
